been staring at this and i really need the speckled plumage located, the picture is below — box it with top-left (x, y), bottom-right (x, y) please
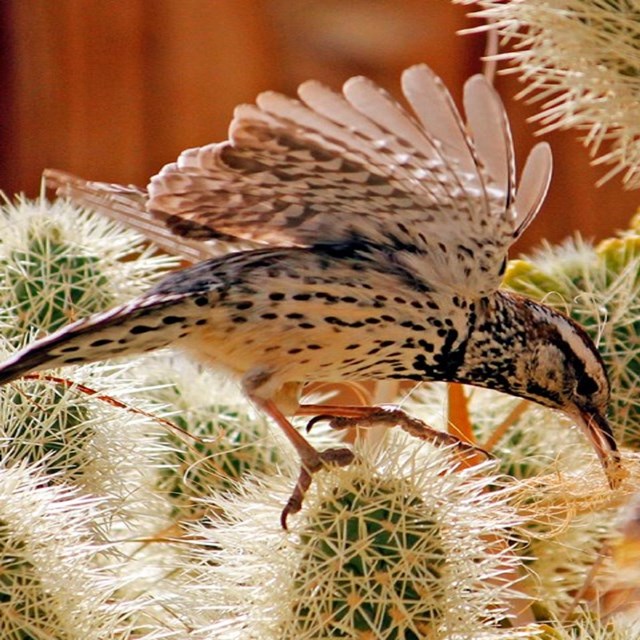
top-left (4, 65), bottom-right (622, 525)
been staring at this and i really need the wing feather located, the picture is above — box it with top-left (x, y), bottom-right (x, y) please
top-left (513, 142), bottom-right (553, 239)
top-left (43, 169), bottom-right (248, 262)
top-left (401, 65), bottom-right (477, 178)
top-left (296, 78), bottom-right (471, 213)
top-left (400, 65), bottom-right (490, 221)
top-left (51, 66), bottom-right (553, 299)
top-left (463, 75), bottom-right (514, 210)
top-left (256, 86), bottom-right (456, 208)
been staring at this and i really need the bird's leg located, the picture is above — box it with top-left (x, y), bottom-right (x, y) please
top-left (248, 395), bottom-right (354, 529)
top-left (446, 384), bottom-right (489, 466)
top-left (298, 404), bottom-right (490, 460)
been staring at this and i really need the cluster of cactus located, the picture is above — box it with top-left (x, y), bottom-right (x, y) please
top-left (465, 0), bottom-right (640, 188)
top-left (139, 358), bottom-right (283, 519)
top-left (0, 196), bottom-right (186, 638)
top-left (0, 192), bottom-right (639, 638)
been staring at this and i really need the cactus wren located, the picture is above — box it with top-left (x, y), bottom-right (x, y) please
top-left (1, 65), bottom-right (622, 526)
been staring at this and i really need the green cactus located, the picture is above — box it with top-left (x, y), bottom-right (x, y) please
top-left (530, 611), bottom-right (640, 640)
top-left (189, 435), bottom-right (525, 639)
top-left (291, 474), bottom-right (445, 638)
top-left (404, 383), bottom-right (587, 486)
top-left (3, 230), bottom-right (111, 336)
top-left (158, 399), bottom-right (282, 518)
top-left (0, 465), bottom-right (121, 640)
top-left (0, 194), bottom-right (177, 344)
top-left (0, 378), bottom-right (93, 481)
top-left (140, 361), bottom-right (282, 518)
top-left (0, 195), bottom-right (181, 496)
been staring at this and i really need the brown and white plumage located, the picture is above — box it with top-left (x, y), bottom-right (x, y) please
top-left (11, 64), bottom-right (620, 526)
top-left (146, 65), bottom-right (551, 296)
top-left (49, 65), bottom-right (552, 293)
top-left (44, 170), bottom-right (254, 262)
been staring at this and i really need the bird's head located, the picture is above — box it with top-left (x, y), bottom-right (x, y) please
top-left (506, 296), bottom-right (621, 485)
top-left (463, 292), bottom-right (622, 485)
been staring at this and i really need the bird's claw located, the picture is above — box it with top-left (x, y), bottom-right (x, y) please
top-left (306, 406), bottom-right (491, 459)
top-left (281, 446), bottom-right (355, 529)
top-left (305, 413), bottom-right (336, 433)
top-left (289, 406), bottom-right (491, 528)
top-left (305, 405), bottom-right (398, 433)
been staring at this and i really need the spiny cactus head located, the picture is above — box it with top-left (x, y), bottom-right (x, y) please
top-left (465, 0), bottom-right (640, 188)
top-left (530, 611), bottom-right (640, 639)
top-left (0, 377), bottom-right (93, 480)
top-left (1, 219), bottom-right (112, 337)
top-left (521, 510), bottom-right (615, 618)
top-left (0, 193), bottom-right (178, 341)
top-left (157, 401), bottom-right (282, 519)
top-left (292, 471), bottom-right (446, 638)
top-left (188, 435), bottom-right (524, 639)
top-left (505, 259), bottom-right (571, 304)
top-left (596, 234), bottom-right (640, 282)
top-left (0, 464), bottom-right (118, 639)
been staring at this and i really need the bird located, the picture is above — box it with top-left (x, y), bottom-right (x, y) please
top-left (1, 64), bottom-right (622, 527)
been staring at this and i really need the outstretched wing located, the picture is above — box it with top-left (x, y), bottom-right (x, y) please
top-left (148, 64), bottom-right (552, 297)
top-left (43, 169), bottom-right (256, 262)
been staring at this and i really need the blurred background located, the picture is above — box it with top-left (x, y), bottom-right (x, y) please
top-left (1, 0), bottom-right (638, 252)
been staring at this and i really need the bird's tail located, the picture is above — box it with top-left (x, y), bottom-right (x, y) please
top-left (0, 292), bottom-right (195, 385)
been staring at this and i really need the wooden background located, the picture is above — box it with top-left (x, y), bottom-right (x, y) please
top-left (1, 0), bottom-right (638, 253)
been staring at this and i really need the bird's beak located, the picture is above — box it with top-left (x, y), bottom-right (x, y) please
top-left (575, 408), bottom-right (623, 488)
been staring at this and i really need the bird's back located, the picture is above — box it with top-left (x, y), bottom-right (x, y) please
top-left (154, 245), bottom-right (475, 389)
top-left (0, 244), bottom-right (476, 398)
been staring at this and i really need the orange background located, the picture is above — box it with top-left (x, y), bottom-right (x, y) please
top-left (1, 0), bottom-right (638, 252)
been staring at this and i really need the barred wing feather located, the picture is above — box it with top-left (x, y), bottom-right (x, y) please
top-left (43, 169), bottom-right (255, 262)
top-left (148, 64), bottom-right (552, 296)
top-left (48, 65), bottom-right (552, 298)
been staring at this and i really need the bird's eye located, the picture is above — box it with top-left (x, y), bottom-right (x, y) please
top-left (577, 375), bottom-right (599, 397)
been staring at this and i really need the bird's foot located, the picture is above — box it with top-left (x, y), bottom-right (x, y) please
top-left (303, 405), bottom-right (490, 461)
top-left (243, 392), bottom-right (357, 529)
top-left (281, 446), bottom-right (355, 529)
